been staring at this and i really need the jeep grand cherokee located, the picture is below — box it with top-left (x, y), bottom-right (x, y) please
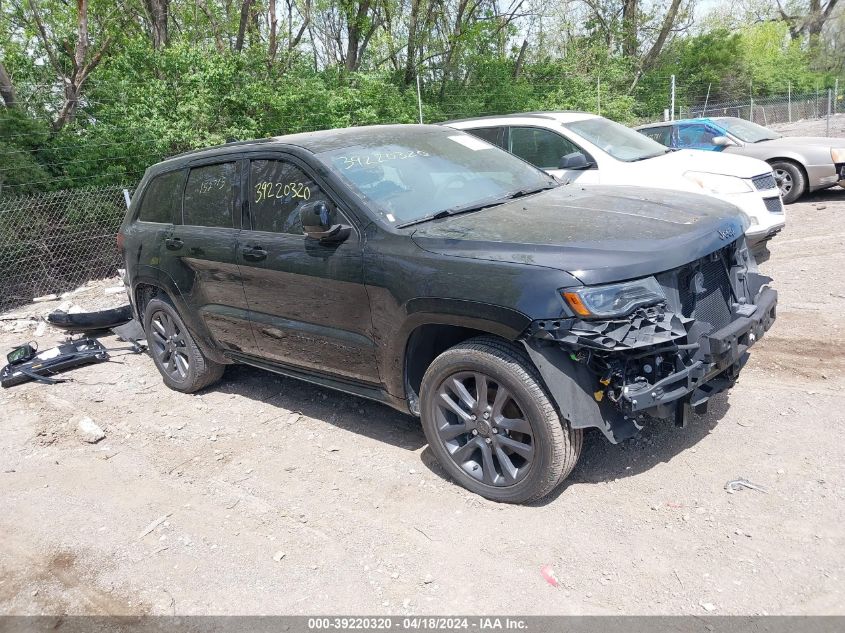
top-left (120, 124), bottom-right (777, 503)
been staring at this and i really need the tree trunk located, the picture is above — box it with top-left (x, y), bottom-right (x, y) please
top-left (344, 0), bottom-right (372, 72)
top-left (28, 0), bottom-right (113, 131)
top-left (512, 38), bottom-right (528, 79)
top-left (235, 0), bottom-right (253, 52)
top-left (402, 0), bottom-right (421, 85)
top-left (622, 0), bottom-right (637, 58)
top-left (268, 0), bottom-right (279, 64)
top-left (0, 61), bottom-right (16, 108)
top-left (438, 0), bottom-right (471, 100)
top-left (639, 0), bottom-right (681, 72)
top-left (143, 0), bottom-right (170, 49)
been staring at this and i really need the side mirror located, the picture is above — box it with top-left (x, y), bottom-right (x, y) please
top-left (299, 200), bottom-right (351, 244)
top-left (712, 136), bottom-right (736, 147)
top-left (558, 152), bottom-right (591, 170)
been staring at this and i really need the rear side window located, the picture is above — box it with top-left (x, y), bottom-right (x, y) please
top-left (183, 162), bottom-right (237, 228)
top-left (508, 127), bottom-right (582, 170)
top-left (640, 126), bottom-right (671, 146)
top-left (138, 171), bottom-right (182, 223)
top-left (249, 159), bottom-right (326, 234)
top-left (466, 127), bottom-right (504, 148)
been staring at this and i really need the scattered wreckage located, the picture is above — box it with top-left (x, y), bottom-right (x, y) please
top-left (1, 286), bottom-right (144, 388)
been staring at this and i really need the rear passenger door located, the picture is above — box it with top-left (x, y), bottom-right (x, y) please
top-left (237, 154), bottom-right (380, 384)
top-left (130, 169), bottom-right (184, 279)
top-left (162, 157), bottom-right (258, 355)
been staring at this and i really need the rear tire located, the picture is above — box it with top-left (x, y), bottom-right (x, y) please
top-left (143, 295), bottom-right (224, 393)
top-left (420, 336), bottom-right (581, 504)
top-left (771, 160), bottom-right (806, 204)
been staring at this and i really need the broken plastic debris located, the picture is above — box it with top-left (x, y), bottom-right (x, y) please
top-left (540, 565), bottom-right (559, 587)
top-left (724, 478), bottom-right (768, 494)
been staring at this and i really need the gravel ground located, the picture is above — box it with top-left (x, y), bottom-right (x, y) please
top-left (769, 112), bottom-right (845, 137)
top-left (1, 152), bottom-right (844, 618)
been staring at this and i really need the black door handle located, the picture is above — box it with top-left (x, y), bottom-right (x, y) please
top-left (242, 246), bottom-right (267, 262)
top-left (164, 237), bottom-right (183, 250)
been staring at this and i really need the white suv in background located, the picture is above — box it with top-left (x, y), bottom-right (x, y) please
top-left (445, 112), bottom-right (786, 250)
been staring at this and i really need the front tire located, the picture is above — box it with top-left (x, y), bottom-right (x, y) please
top-left (420, 336), bottom-right (582, 503)
top-left (143, 295), bottom-right (225, 393)
top-left (771, 160), bottom-right (806, 204)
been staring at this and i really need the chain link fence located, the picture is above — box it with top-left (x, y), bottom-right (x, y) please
top-left (0, 185), bottom-right (130, 313)
top-left (682, 89), bottom-right (842, 128)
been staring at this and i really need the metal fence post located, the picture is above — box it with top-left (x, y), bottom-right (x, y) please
top-left (670, 75), bottom-right (675, 121)
top-left (828, 88), bottom-right (832, 137)
top-left (788, 82), bottom-right (792, 122)
top-left (416, 73), bottom-right (423, 124)
top-left (836, 78), bottom-right (840, 115)
top-left (749, 80), bottom-right (753, 122)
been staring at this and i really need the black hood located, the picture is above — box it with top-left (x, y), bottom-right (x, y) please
top-left (410, 184), bottom-right (748, 285)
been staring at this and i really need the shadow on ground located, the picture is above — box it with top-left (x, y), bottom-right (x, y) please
top-left (212, 364), bottom-right (426, 452)
top-left (205, 361), bottom-right (734, 502)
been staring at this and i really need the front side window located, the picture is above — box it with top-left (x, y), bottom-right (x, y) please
top-left (677, 124), bottom-right (719, 149)
top-left (138, 170), bottom-right (183, 223)
top-left (508, 127), bottom-right (583, 170)
top-left (316, 127), bottom-right (555, 226)
top-left (183, 162), bottom-right (237, 228)
top-left (249, 159), bottom-right (327, 234)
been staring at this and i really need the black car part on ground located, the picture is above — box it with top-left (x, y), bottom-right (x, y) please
top-left (46, 304), bottom-right (133, 333)
top-left (0, 338), bottom-right (146, 388)
top-left (522, 238), bottom-right (776, 443)
top-left (1, 338), bottom-right (110, 388)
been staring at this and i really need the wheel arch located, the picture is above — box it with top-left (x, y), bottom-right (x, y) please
top-left (397, 300), bottom-right (531, 415)
top-left (767, 156), bottom-right (808, 183)
top-left (130, 273), bottom-right (228, 364)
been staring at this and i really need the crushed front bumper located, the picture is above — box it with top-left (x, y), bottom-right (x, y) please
top-left (619, 287), bottom-right (776, 420)
top-left (521, 243), bottom-right (777, 443)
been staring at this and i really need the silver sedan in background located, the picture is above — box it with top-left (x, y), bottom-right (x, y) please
top-left (637, 117), bottom-right (845, 204)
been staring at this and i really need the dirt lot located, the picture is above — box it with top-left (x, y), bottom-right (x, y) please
top-left (2, 182), bottom-right (845, 617)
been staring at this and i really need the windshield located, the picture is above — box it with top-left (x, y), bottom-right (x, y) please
top-left (316, 128), bottom-right (556, 226)
top-left (563, 117), bottom-right (668, 162)
top-left (713, 117), bottom-right (781, 143)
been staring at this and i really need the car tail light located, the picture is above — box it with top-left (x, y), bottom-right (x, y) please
top-left (117, 230), bottom-right (125, 254)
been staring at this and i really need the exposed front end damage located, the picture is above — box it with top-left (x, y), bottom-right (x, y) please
top-left (521, 238), bottom-right (777, 443)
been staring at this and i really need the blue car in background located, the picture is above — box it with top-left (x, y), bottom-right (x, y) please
top-left (637, 117), bottom-right (845, 204)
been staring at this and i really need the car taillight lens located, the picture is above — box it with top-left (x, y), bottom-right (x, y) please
top-left (117, 231), bottom-right (125, 253)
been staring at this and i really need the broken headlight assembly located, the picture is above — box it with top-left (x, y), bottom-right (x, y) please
top-left (561, 277), bottom-right (666, 318)
top-left (831, 148), bottom-right (845, 163)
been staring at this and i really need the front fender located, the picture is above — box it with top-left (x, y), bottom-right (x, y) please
top-left (378, 298), bottom-right (532, 401)
top-left (522, 339), bottom-right (640, 444)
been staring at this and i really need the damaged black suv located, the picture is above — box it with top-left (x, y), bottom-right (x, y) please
top-left (120, 124), bottom-right (776, 503)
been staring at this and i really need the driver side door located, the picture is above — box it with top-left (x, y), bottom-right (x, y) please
top-left (236, 154), bottom-right (380, 385)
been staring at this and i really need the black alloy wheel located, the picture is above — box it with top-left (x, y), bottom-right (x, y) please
top-left (149, 309), bottom-right (191, 382)
top-left (434, 371), bottom-right (534, 486)
top-left (420, 336), bottom-right (582, 503)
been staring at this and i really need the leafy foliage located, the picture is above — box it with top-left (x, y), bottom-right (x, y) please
top-left (0, 0), bottom-right (841, 194)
